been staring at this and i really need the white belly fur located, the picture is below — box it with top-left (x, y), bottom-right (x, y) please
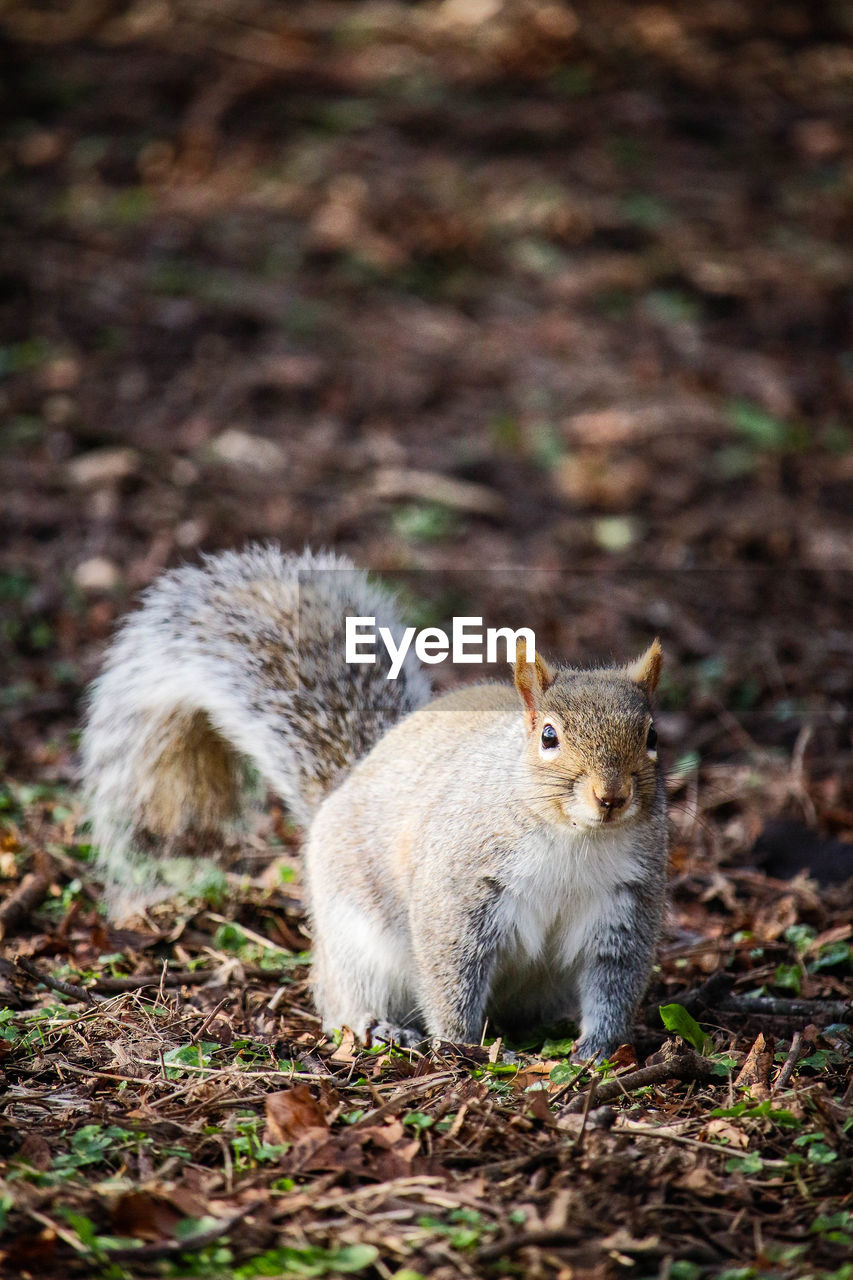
top-left (491, 823), bottom-right (643, 1012)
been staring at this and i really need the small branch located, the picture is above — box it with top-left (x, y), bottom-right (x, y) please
top-left (570, 1059), bottom-right (600, 1150)
top-left (372, 466), bottom-right (506, 518)
top-left (771, 1032), bottom-right (805, 1094)
top-left (718, 994), bottom-right (852, 1023)
top-left (350, 1073), bottom-right (456, 1129)
top-left (666, 972), bottom-right (852, 1025)
top-left (560, 1049), bottom-right (718, 1116)
top-left (189, 996), bottom-right (230, 1045)
top-left (618, 1122), bottom-right (789, 1169)
top-left (15, 956), bottom-right (102, 1005)
top-left (0, 862), bottom-right (54, 940)
top-left (87, 969), bottom-right (228, 993)
top-left (667, 971), bottom-right (732, 1016)
top-left (86, 963), bottom-right (285, 993)
top-left (476, 1227), bottom-right (580, 1263)
top-left (473, 1146), bottom-right (562, 1178)
top-left (14, 959), bottom-right (240, 1002)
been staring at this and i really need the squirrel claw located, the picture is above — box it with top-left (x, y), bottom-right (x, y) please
top-left (571, 1037), bottom-right (616, 1065)
top-left (368, 1021), bottom-right (426, 1049)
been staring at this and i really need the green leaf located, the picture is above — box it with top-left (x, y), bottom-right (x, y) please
top-left (773, 962), bottom-right (802, 994)
top-left (810, 940), bottom-right (851, 972)
top-left (728, 399), bottom-right (793, 450)
top-left (402, 1111), bottom-right (435, 1130)
top-left (710, 1054), bottom-right (740, 1076)
top-left (811, 1211), bottom-right (853, 1238)
top-left (174, 1216), bottom-right (222, 1242)
top-left (669, 1264), bottom-right (702, 1280)
top-left (328, 1245), bottom-right (381, 1272)
top-left (393, 502), bottom-right (459, 545)
top-left (234, 1243), bottom-right (379, 1278)
top-left (710, 1100), bottom-right (800, 1127)
top-left (807, 1143), bottom-right (838, 1165)
top-left (162, 1043), bottom-right (218, 1077)
top-left (799, 1047), bottom-right (847, 1070)
top-left (619, 192), bottom-right (670, 229)
top-left (794, 1131), bottom-right (823, 1146)
top-left (784, 923), bottom-right (816, 953)
top-left (550, 1061), bottom-right (583, 1086)
top-left (540, 1037), bottom-right (576, 1057)
top-left (658, 1003), bottom-right (713, 1054)
top-left (724, 1153), bottom-right (764, 1174)
top-left (59, 1209), bottom-right (101, 1252)
top-left (592, 515), bottom-right (641, 552)
top-left (213, 922), bottom-right (248, 952)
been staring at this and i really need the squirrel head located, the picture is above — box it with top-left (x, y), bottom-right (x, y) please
top-left (514, 639), bottom-right (662, 830)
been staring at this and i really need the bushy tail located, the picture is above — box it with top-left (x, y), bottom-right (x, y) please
top-left (81, 545), bottom-right (430, 917)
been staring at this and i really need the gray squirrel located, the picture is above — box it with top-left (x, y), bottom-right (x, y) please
top-left (82, 544), bottom-right (668, 1060)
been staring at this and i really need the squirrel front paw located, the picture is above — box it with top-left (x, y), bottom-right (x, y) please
top-left (368, 1020), bottom-right (426, 1049)
top-left (571, 1035), bottom-right (621, 1064)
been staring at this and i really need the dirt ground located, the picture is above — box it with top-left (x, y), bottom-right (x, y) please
top-left (0, 2), bottom-right (851, 1278)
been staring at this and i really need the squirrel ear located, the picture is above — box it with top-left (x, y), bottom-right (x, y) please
top-left (626, 638), bottom-right (663, 694)
top-left (514, 643), bottom-right (555, 730)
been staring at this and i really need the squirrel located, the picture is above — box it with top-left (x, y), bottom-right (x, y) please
top-left (82, 543), bottom-right (668, 1061)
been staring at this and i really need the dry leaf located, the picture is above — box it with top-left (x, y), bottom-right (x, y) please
top-left (329, 1028), bottom-right (357, 1063)
top-left (15, 1133), bottom-right (52, 1171)
top-left (265, 1085), bottom-right (328, 1145)
top-left (703, 1118), bottom-right (748, 1149)
top-left (734, 1032), bottom-right (774, 1099)
top-left (112, 1192), bottom-right (182, 1241)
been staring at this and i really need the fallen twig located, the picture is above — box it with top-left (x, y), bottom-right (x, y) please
top-left (667, 972), bottom-right (852, 1025)
top-left (718, 994), bottom-right (852, 1023)
top-left (668, 971), bottom-right (733, 1016)
top-left (617, 1121), bottom-right (788, 1165)
top-left (560, 1049), bottom-right (719, 1116)
top-left (84, 962), bottom-right (290, 993)
top-left (771, 1031), bottom-right (805, 1093)
top-left (475, 1227), bottom-right (581, 1263)
top-left (372, 466), bottom-right (506, 518)
top-left (15, 956), bottom-right (103, 1005)
top-left (86, 968), bottom-right (220, 993)
top-left (0, 861), bottom-right (54, 940)
top-left (350, 1073), bottom-right (456, 1129)
top-left (569, 1057), bottom-right (599, 1149)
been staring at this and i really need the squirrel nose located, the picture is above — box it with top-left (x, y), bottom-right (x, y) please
top-left (593, 790), bottom-right (626, 810)
top-left (592, 783), bottom-right (631, 814)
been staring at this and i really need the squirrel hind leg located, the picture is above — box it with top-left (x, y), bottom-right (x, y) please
top-left (310, 921), bottom-right (422, 1045)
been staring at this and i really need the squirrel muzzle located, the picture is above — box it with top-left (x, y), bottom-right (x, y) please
top-left (581, 768), bottom-right (635, 829)
top-left (588, 774), bottom-right (635, 823)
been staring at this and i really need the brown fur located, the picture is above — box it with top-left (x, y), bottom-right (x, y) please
top-left (141, 710), bottom-right (244, 838)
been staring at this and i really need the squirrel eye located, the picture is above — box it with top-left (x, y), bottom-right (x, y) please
top-left (541, 724), bottom-right (559, 749)
top-left (646, 724), bottom-right (658, 751)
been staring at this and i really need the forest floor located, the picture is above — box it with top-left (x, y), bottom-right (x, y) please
top-left (1, 2), bottom-right (852, 1277)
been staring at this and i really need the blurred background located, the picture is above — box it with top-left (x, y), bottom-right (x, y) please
top-left (1, 0), bottom-right (851, 880)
